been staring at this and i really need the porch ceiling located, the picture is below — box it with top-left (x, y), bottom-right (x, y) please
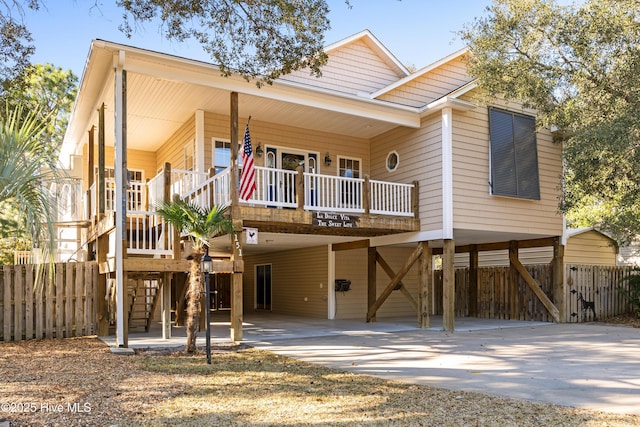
top-left (94, 70), bottom-right (404, 152)
top-left (207, 232), bottom-right (356, 256)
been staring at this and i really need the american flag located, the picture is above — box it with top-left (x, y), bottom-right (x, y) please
top-left (239, 122), bottom-right (256, 200)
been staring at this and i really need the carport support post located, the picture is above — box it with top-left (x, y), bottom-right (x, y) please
top-left (468, 245), bottom-right (478, 317)
top-left (552, 238), bottom-right (565, 322)
top-left (367, 247), bottom-right (377, 323)
top-left (442, 239), bottom-right (455, 332)
top-left (509, 241), bottom-right (519, 319)
top-left (230, 222), bottom-right (244, 342)
top-left (418, 241), bottom-right (432, 328)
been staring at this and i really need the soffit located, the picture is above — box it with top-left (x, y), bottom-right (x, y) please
top-left (69, 41), bottom-right (421, 153)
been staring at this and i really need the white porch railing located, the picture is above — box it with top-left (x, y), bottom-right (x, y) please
top-left (304, 172), bottom-right (364, 213)
top-left (182, 169), bottom-right (231, 210)
top-left (126, 210), bottom-right (174, 256)
top-left (370, 180), bottom-right (414, 217)
top-left (244, 166), bottom-right (298, 208)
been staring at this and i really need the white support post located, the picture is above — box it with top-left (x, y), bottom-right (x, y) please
top-left (114, 50), bottom-right (128, 348)
top-left (442, 107), bottom-right (454, 240)
top-left (327, 244), bottom-right (336, 319)
top-left (195, 110), bottom-right (205, 173)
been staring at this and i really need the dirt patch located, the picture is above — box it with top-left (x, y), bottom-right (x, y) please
top-left (1, 332), bottom-right (639, 426)
top-left (600, 312), bottom-right (640, 328)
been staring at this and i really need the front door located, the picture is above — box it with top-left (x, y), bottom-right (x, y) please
top-left (256, 264), bottom-right (272, 310)
top-left (211, 274), bottom-right (231, 310)
top-left (265, 147), bottom-right (317, 206)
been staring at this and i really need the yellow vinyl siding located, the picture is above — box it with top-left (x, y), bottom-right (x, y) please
top-left (83, 144), bottom-right (157, 188)
top-left (244, 246), bottom-right (329, 318)
top-left (334, 247), bottom-right (419, 319)
top-left (203, 112), bottom-right (369, 175)
top-left (155, 115), bottom-right (195, 172)
top-left (377, 57), bottom-right (472, 107)
top-left (371, 114), bottom-right (443, 232)
top-left (454, 231), bottom-right (617, 267)
top-left (282, 39), bottom-right (403, 95)
top-left (565, 232), bottom-right (617, 266)
top-left (451, 101), bottom-right (563, 236)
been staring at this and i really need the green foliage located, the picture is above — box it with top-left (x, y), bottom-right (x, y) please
top-left (0, 102), bottom-right (61, 270)
top-left (0, 1), bottom-right (40, 94)
top-left (460, 0), bottom-right (640, 243)
top-left (4, 63), bottom-right (78, 160)
top-left (117, 0), bottom-right (330, 86)
top-left (156, 199), bottom-right (233, 251)
top-left (618, 272), bottom-right (640, 318)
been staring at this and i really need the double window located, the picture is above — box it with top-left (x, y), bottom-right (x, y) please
top-left (489, 108), bottom-right (540, 200)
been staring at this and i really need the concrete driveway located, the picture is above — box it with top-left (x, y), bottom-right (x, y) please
top-left (250, 319), bottom-right (640, 415)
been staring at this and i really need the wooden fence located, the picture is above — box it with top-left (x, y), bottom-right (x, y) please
top-left (434, 264), bottom-right (636, 322)
top-left (0, 262), bottom-right (98, 342)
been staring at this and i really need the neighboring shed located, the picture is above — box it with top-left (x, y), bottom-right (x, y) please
top-left (564, 228), bottom-right (618, 266)
top-left (454, 227), bottom-right (618, 267)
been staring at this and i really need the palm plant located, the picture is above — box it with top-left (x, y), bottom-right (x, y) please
top-left (156, 199), bottom-right (233, 353)
top-left (0, 103), bottom-right (60, 279)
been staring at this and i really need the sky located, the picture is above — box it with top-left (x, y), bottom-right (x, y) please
top-left (23, 0), bottom-right (494, 79)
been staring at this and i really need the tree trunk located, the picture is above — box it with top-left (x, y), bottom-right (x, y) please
top-left (185, 250), bottom-right (204, 353)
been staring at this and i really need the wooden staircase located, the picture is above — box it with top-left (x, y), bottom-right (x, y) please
top-left (127, 276), bottom-right (161, 332)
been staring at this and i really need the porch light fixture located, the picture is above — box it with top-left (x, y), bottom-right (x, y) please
top-left (324, 152), bottom-right (332, 166)
top-left (255, 143), bottom-right (263, 157)
top-left (201, 248), bottom-right (213, 364)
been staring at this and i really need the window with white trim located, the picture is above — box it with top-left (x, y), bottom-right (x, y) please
top-left (489, 108), bottom-right (540, 200)
top-left (212, 138), bottom-right (231, 174)
top-left (338, 157), bottom-right (361, 178)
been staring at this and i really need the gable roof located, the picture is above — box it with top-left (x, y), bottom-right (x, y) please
top-left (324, 29), bottom-right (411, 78)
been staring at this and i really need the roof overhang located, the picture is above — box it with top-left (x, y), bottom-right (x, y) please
top-left (61, 40), bottom-right (422, 164)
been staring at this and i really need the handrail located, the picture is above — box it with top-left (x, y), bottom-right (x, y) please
top-left (126, 210), bottom-right (174, 256)
top-left (303, 172), bottom-right (364, 213)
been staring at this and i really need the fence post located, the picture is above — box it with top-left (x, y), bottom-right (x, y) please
top-left (553, 238), bottom-right (565, 322)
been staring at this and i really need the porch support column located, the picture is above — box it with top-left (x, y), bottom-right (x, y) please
top-left (161, 272), bottom-right (172, 339)
top-left (327, 245), bottom-right (336, 319)
top-left (442, 239), bottom-right (455, 332)
top-left (418, 241), bottom-right (432, 328)
top-left (114, 51), bottom-right (128, 347)
top-left (509, 240), bottom-right (519, 319)
top-left (98, 103), bottom-right (106, 217)
top-left (230, 221), bottom-right (243, 342)
top-left (195, 110), bottom-right (205, 173)
top-left (367, 247), bottom-right (377, 323)
top-left (468, 245), bottom-right (478, 317)
top-left (552, 237), bottom-right (566, 322)
top-left (87, 126), bottom-right (95, 219)
top-left (230, 92), bottom-right (239, 207)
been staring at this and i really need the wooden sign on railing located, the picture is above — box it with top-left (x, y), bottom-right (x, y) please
top-left (312, 212), bottom-right (357, 228)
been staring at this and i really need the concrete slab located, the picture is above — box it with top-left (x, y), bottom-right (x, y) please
top-left (99, 312), bottom-right (640, 414)
top-left (254, 322), bottom-right (640, 415)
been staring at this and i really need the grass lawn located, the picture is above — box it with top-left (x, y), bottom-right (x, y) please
top-left (0, 337), bottom-right (639, 426)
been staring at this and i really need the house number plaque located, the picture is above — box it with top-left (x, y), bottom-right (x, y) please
top-left (313, 212), bottom-right (357, 228)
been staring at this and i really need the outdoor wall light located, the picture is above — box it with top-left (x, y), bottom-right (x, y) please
top-left (324, 152), bottom-right (332, 166)
top-left (255, 143), bottom-right (264, 157)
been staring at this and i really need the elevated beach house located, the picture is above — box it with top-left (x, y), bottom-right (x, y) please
top-left (59, 30), bottom-right (564, 347)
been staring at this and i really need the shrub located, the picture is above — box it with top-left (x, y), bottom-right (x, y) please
top-left (618, 271), bottom-right (640, 318)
